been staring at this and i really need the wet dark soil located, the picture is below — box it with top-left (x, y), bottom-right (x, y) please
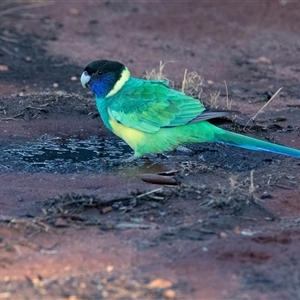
top-left (0, 1), bottom-right (300, 299)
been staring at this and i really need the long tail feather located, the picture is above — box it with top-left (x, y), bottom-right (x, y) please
top-left (214, 128), bottom-right (300, 158)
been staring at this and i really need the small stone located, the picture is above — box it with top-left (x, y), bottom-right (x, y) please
top-left (220, 231), bottom-right (227, 238)
top-left (71, 76), bottom-right (77, 81)
top-left (39, 289), bottom-right (47, 295)
top-left (25, 56), bottom-right (32, 62)
top-left (234, 226), bottom-right (241, 234)
top-left (54, 217), bottom-right (68, 227)
top-left (64, 265), bottom-right (71, 271)
top-left (148, 201), bottom-right (159, 208)
top-left (69, 8), bottom-right (79, 16)
top-left (147, 278), bottom-right (172, 289)
top-left (163, 289), bottom-right (176, 299)
top-left (241, 229), bottom-right (255, 236)
top-left (261, 191), bottom-right (273, 199)
top-left (0, 65), bottom-right (8, 71)
top-left (257, 56), bottom-right (272, 65)
top-left (101, 206), bottom-right (113, 214)
top-left (102, 291), bottom-right (109, 298)
top-left (0, 292), bottom-right (11, 298)
top-left (79, 282), bottom-right (86, 289)
top-left (53, 83), bottom-right (59, 88)
top-left (106, 265), bottom-right (114, 272)
top-left (31, 277), bottom-right (43, 287)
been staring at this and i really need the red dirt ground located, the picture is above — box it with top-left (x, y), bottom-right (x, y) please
top-left (0, 1), bottom-right (300, 299)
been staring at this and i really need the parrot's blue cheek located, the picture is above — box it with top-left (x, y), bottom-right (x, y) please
top-left (90, 83), bottom-right (99, 95)
top-left (90, 81), bottom-right (106, 98)
top-left (89, 74), bottom-right (116, 98)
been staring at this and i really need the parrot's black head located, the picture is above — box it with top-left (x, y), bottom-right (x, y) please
top-left (81, 60), bottom-right (130, 98)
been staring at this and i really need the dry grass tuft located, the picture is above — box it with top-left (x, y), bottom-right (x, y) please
top-left (208, 90), bottom-right (221, 109)
top-left (224, 80), bottom-right (232, 110)
top-left (178, 161), bottom-right (213, 176)
top-left (171, 170), bottom-right (258, 208)
top-left (144, 61), bottom-right (175, 87)
top-left (181, 70), bottom-right (203, 98)
top-left (207, 81), bottom-right (232, 110)
top-left (145, 62), bottom-right (235, 112)
top-left (144, 62), bottom-right (204, 98)
top-left (206, 174), bottom-right (254, 207)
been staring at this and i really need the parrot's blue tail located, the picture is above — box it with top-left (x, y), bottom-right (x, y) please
top-left (214, 128), bottom-right (300, 158)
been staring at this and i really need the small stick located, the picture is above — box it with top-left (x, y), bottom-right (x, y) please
top-left (250, 87), bottom-right (283, 123)
top-left (270, 184), bottom-right (293, 190)
top-left (136, 188), bottom-right (163, 199)
top-left (249, 170), bottom-right (255, 194)
top-left (0, 2), bottom-right (54, 18)
top-left (181, 69), bottom-right (187, 93)
top-left (0, 35), bottom-right (18, 43)
top-left (224, 80), bottom-right (231, 110)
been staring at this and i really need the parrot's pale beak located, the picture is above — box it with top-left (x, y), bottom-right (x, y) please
top-left (80, 71), bottom-right (91, 88)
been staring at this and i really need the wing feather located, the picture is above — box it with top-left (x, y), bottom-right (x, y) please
top-left (108, 78), bottom-right (235, 133)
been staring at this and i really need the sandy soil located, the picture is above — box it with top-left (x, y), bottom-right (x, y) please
top-left (0, 1), bottom-right (300, 299)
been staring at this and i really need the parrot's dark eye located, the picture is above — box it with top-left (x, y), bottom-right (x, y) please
top-left (97, 71), bottom-right (103, 76)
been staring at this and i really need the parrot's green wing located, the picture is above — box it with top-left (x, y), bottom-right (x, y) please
top-left (109, 79), bottom-right (231, 133)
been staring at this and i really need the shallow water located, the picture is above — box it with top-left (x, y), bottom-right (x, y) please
top-left (0, 136), bottom-right (135, 173)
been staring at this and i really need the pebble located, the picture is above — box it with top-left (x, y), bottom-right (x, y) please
top-left (0, 65), bottom-right (8, 71)
top-left (147, 278), bottom-right (172, 289)
top-left (163, 289), bottom-right (176, 299)
top-left (261, 191), bottom-right (273, 199)
top-left (69, 8), bottom-right (79, 16)
top-left (106, 265), bottom-right (114, 272)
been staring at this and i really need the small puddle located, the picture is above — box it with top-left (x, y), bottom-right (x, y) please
top-left (0, 136), bottom-right (139, 173)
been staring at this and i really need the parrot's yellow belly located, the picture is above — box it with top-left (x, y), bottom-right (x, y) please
top-left (108, 114), bottom-right (144, 151)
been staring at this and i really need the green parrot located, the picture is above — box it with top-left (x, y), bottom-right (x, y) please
top-left (80, 60), bottom-right (300, 158)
